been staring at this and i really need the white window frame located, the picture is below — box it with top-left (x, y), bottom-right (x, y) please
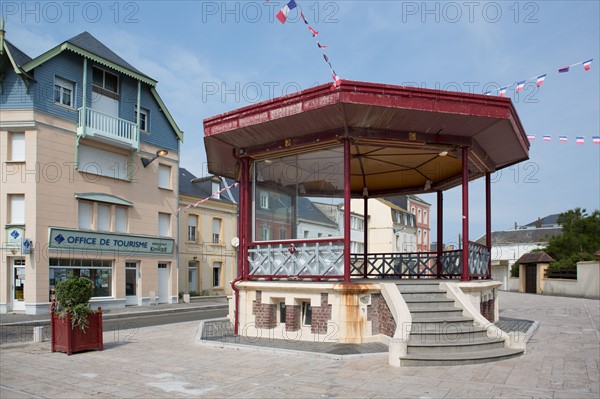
top-left (259, 191), bottom-right (269, 209)
top-left (135, 108), bottom-right (149, 132)
top-left (92, 66), bottom-right (119, 95)
top-left (212, 218), bottom-right (222, 244)
top-left (54, 76), bottom-right (74, 108)
top-left (188, 215), bottom-right (198, 242)
top-left (212, 262), bottom-right (222, 288)
top-left (158, 164), bottom-right (171, 190)
top-left (8, 194), bottom-right (25, 224)
top-left (158, 212), bottom-right (171, 237)
top-left (302, 302), bottom-right (312, 326)
top-left (9, 132), bottom-right (25, 161)
top-left (212, 181), bottom-right (221, 199)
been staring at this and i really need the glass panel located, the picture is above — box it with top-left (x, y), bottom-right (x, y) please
top-left (125, 268), bottom-right (136, 296)
top-left (252, 146), bottom-right (344, 242)
top-left (115, 207), bottom-right (127, 233)
top-left (78, 201), bottom-right (93, 229)
top-left (97, 203), bottom-right (111, 231)
top-left (9, 132), bottom-right (25, 161)
top-left (158, 164), bottom-right (171, 189)
top-left (92, 67), bottom-right (103, 87)
top-left (14, 266), bottom-right (25, 301)
top-left (104, 72), bottom-right (118, 93)
top-left (9, 194), bottom-right (25, 224)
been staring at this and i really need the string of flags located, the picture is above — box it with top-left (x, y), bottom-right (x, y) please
top-left (526, 135), bottom-right (600, 145)
top-left (176, 182), bottom-right (239, 213)
top-left (275, 0), bottom-right (342, 90)
top-left (484, 58), bottom-right (593, 97)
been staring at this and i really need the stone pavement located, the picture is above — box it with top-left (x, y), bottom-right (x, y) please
top-left (0, 291), bottom-right (598, 398)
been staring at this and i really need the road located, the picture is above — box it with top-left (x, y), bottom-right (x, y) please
top-left (0, 308), bottom-right (227, 345)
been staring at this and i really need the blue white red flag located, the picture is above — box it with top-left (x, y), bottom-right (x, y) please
top-left (536, 74), bottom-right (546, 87)
top-left (527, 135), bottom-right (536, 141)
top-left (576, 136), bottom-right (585, 144)
top-left (593, 136), bottom-right (600, 144)
top-left (543, 135), bottom-right (551, 142)
top-left (498, 87), bottom-right (507, 97)
top-left (559, 135), bottom-right (568, 142)
top-left (583, 59), bottom-right (593, 71)
top-left (276, 0), bottom-right (297, 24)
top-left (516, 81), bottom-right (526, 93)
top-left (558, 66), bottom-right (570, 73)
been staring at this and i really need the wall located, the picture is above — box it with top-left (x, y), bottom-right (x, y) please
top-left (540, 261), bottom-right (600, 299)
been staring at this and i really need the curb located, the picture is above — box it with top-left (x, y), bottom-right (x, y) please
top-left (0, 304), bottom-right (228, 327)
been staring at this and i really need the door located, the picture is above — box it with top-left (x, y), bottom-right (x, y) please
top-left (12, 258), bottom-right (26, 311)
top-left (157, 263), bottom-right (169, 303)
top-left (125, 262), bottom-right (139, 306)
top-left (525, 265), bottom-right (537, 293)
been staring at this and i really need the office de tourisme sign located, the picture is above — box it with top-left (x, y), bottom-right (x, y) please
top-left (48, 228), bottom-right (174, 255)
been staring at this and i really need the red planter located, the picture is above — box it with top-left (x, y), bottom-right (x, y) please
top-left (51, 308), bottom-right (103, 356)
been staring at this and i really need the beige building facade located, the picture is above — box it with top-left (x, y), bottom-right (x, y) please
top-left (178, 170), bottom-right (238, 296)
top-left (1, 31), bottom-right (182, 314)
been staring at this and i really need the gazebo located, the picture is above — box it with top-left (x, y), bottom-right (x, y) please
top-left (203, 81), bottom-right (529, 364)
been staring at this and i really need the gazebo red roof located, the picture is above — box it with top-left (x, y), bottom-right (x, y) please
top-left (204, 80), bottom-right (529, 196)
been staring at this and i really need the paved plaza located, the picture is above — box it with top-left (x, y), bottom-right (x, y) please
top-left (1, 291), bottom-right (598, 398)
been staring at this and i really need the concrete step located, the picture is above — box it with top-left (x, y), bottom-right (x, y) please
top-left (408, 327), bottom-right (490, 344)
top-left (410, 317), bottom-right (475, 331)
top-left (407, 337), bottom-right (506, 354)
top-left (400, 291), bottom-right (448, 300)
top-left (396, 283), bottom-right (443, 292)
top-left (405, 298), bottom-right (456, 309)
top-left (409, 308), bottom-right (464, 319)
top-left (399, 348), bottom-right (524, 367)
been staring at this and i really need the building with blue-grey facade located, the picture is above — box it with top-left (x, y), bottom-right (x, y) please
top-left (0, 26), bottom-right (183, 314)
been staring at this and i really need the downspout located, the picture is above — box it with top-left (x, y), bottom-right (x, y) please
top-left (231, 148), bottom-right (244, 335)
top-left (129, 81), bottom-right (141, 180)
top-left (76, 57), bottom-right (88, 171)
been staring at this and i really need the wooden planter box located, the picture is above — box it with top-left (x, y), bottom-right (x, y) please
top-left (51, 309), bottom-right (103, 355)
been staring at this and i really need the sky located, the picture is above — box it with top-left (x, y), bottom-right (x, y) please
top-left (3, 0), bottom-right (599, 245)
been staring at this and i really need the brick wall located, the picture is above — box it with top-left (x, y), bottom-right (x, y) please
top-left (285, 305), bottom-right (301, 331)
top-left (367, 294), bottom-right (396, 337)
top-left (311, 293), bottom-right (332, 334)
top-left (252, 291), bottom-right (276, 329)
top-left (480, 298), bottom-right (495, 322)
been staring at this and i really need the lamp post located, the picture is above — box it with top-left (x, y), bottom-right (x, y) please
top-left (141, 149), bottom-right (168, 167)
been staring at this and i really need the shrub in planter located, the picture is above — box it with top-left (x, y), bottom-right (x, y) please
top-left (51, 275), bottom-right (103, 355)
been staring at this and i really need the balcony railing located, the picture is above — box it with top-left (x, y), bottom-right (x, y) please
top-left (246, 239), bottom-right (491, 280)
top-left (77, 107), bottom-right (139, 149)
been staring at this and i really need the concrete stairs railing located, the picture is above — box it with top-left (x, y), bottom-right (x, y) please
top-left (394, 281), bottom-right (523, 366)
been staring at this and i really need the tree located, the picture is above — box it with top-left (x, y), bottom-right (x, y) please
top-left (545, 208), bottom-right (600, 269)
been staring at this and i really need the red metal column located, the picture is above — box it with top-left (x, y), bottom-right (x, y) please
top-left (363, 194), bottom-right (368, 278)
top-left (241, 156), bottom-right (251, 280)
top-left (344, 139), bottom-right (351, 282)
top-left (436, 190), bottom-right (443, 278)
top-left (461, 146), bottom-right (470, 281)
top-left (485, 172), bottom-right (492, 280)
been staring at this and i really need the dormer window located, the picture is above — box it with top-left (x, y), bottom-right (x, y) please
top-left (54, 76), bottom-right (74, 107)
top-left (212, 181), bottom-right (221, 199)
top-left (92, 66), bottom-right (119, 98)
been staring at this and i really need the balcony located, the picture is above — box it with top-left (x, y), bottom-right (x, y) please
top-left (77, 107), bottom-right (139, 150)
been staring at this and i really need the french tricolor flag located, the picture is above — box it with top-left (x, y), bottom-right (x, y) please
top-left (558, 66), bottom-right (570, 73)
top-left (576, 136), bottom-right (585, 144)
top-left (583, 59), bottom-right (593, 71)
top-left (498, 87), bottom-right (507, 97)
top-left (276, 0), bottom-right (297, 24)
top-left (536, 74), bottom-right (546, 87)
top-left (516, 81), bottom-right (526, 93)
top-left (592, 136), bottom-right (600, 144)
top-left (543, 135), bottom-right (552, 142)
top-left (527, 135), bottom-right (536, 141)
top-left (559, 135), bottom-right (568, 142)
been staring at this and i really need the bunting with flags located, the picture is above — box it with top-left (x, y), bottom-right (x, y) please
top-left (484, 58), bottom-right (592, 98)
top-left (275, 0), bottom-right (341, 90)
top-left (176, 182), bottom-right (239, 213)
top-left (525, 134), bottom-right (599, 145)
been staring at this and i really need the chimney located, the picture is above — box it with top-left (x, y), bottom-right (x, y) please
top-left (514, 222), bottom-right (518, 230)
top-left (535, 217), bottom-right (542, 228)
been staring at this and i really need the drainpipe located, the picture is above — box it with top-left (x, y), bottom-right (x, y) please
top-left (76, 58), bottom-right (88, 170)
top-left (231, 148), bottom-right (245, 335)
top-left (230, 277), bottom-right (242, 335)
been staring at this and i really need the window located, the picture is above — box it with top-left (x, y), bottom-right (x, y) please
top-left (212, 218), bottom-right (221, 243)
top-left (78, 201), bottom-right (93, 229)
top-left (212, 262), bottom-right (221, 287)
top-left (9, 132), bottom-right (25, 161)
top-left (135, 108), bottom-right (148, 132)
top-left (8, 194), bottom-right (25, 224)
top-left (418, 209), bottom-right (422, 223)
top-left (158, 164), bottom-right (171, 189)
top-left (303, 230), bottom-right (309, 239)
top-left (279, 302), bottom-right (286, 323)
top-left (158, 213), bottom-right (171, 237)
top-left (115, 207), bottom-right (127, 233)
top-left (188, 215), bottom-right (197, 242)
top-left (79, 144), bottom-right (128, 180)
top-left (188, 261), bottom-right (198, 292)
top-left (423, 230), bottom-right (428, 245)
top-left (260, 225), bottom-right (271, 241)
top-left (259, 191), bottom-right (269, 209)
top-left (212, 181), bottom-right (221, 199)
top-left (418, 229), bottom-right (422, 244)
top-left (423, 211), bottom-right (428, 225)
top-left (49, 258), bottom-right (113, 297)
top-left (54, 76), bottom-right (74, 107)
top-left (92, 66), bottom-right (119, 95)
top-left (97, 203), bottom-right (111, 232)
top-left (279, 228), bottom-right (287, 240)
top-left (302, 302), bottom-right (312, 326)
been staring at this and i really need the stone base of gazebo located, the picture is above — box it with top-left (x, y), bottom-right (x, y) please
top-left (229, 280), bottom-right (502, 344)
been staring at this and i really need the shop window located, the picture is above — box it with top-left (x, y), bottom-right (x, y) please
top-left (49, 258), bottom-right (113, 297)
